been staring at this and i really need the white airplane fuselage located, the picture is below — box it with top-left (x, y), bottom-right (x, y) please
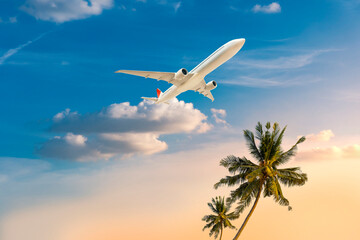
top-left (156, 38), bottom-right (245, 103)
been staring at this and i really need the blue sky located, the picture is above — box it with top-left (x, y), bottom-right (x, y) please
top-left (1, 0), bottom-right (359, 159)
top-left (1, 1), bottom-right (360, 238)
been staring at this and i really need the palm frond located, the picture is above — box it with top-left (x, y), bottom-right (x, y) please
top-left (209, 222), bottom-right (221, 238)
top-left (228, 178), bottom-right (260, 204)
top-left (264, 123), bottom-right (278, 162)
top-left (255, 122), bottom-right (263, 140)
top-left (233, 179), bottom-right (261, 213)
top-left (202, 215), bottom-right (217, 223)
top-left (235, 187), bottom-right (259, 213)
top-left (245, 167), bottom-right (265, 182)
top-left (276, 167), bottom-right (308, 186)
top-left (273, 125), bottom-right (287, 153)
top-left (227, 211), bottom-right (240, 220)
top-left (274, 177), bottom-right (287, 204)
top-left (214, 174), bottom-right (245, 189)
top-left (269, 176), bottom-right (280, 200)
top-left (243, 130), bottom-right (263, 163)
top-left (224, 218), bottom-right (236, 229)
top-left (208, 202), bottom-right (218, 214)
top-left (202, 220), bottom-right (215, 231)
top-left (215, 157), bottom-right (258, 189)
top-left (219, 156), bottom-right (258, 174)
top-left (227, 182), bottom-right (249, 204)
top-left (273, 136), bottom-right (305, 167)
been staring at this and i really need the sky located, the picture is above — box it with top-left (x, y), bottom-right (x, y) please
top-left (1, 0), bottom-right (360, 239)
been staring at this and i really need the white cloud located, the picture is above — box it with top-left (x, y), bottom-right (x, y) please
top-left (106, 102), bottom-right (139, 119)
top-left (21, 0), bottom-right (114, 23)
top-left (305, 130), bottom-right (335, 142)
top-left (53, 108), bottom-right (72, 120)
top-left (252, 2), bottom-right (281, 14)
top-left (210, 108), bottom-right (228, 125)
top-left (49, 99), bottom-right (211, 134)
top-left (0, 32), bottom-right (47, 65)
top-left (64, 133), bottom-right (87, 146)
top-left (100, 132), bottom-right (168, 155)
top-left (296, 144), bottom-right (360, 161)
top-left (38, 99), bottom-right (212, 161)
top-left (38, 137), bottom-right (110, 161)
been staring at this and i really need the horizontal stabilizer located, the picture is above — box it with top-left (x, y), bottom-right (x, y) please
top-left (141, 97), bottom-right (158, 102)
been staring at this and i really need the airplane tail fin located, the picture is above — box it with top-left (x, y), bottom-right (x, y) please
top-left (156, 88), bottom-right (163, 98)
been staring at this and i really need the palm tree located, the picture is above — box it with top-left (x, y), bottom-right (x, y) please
top-left (202, 196), bottom-right (239, 240)
top-left (214, 122), bottom-right (308, 240)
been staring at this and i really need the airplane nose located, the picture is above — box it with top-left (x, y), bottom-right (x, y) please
top-left (228, 38), bottom-right (245, 50)
top-left (235, 38), bottom-right (245, 46)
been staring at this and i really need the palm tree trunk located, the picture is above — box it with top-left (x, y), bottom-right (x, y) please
top-left (219, 225), bottom-right (223, 240)
top-left (232, 184), bottom-right (263, 240)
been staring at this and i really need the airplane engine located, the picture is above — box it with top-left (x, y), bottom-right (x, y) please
top-left (174, 68), bottom-right (188, 81)
top-left (205, 80), bottom-right (217, 91)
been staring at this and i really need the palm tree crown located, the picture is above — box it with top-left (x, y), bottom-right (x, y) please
top-left (214, 122), bottom-right (308, 239)
top-left (202, 196), bottom-right (239, 240)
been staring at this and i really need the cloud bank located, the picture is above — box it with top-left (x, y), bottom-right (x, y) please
top-left (38, 99), bottom-right (212, 161)
top-left (296, 144), bottom-right (360, 161)
top-left (305, 129), bottom-right (335, 142)
top-left (21, 0), bottom-right (114, 23)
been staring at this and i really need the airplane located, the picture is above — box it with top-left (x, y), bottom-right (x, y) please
top-left (115, 38), bottom-right (245, 104)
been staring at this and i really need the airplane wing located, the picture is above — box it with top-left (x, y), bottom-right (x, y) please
top-left (192, 80), bottom-right (214, 101)
top-left (115, 70), bottom-right (193, 86)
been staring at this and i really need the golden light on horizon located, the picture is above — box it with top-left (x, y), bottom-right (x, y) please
top-left (1, 143), bottom-right (360, 240)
